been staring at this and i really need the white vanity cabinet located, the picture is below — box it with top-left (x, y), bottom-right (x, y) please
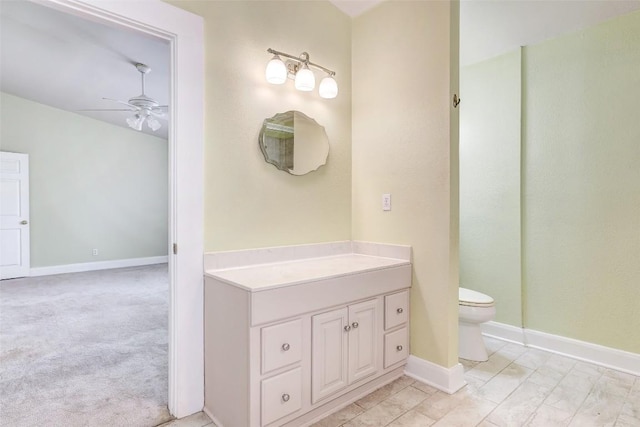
top-left (204, 254), bottom-right (411, 427)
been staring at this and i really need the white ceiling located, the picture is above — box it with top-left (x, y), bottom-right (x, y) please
top-left (0, 1), bottom-right (170, 139)
top-left (2, 0), bottom-right (638, 139)
top-left (329, 0), bottom-right (640, 65)
top-left (459, 0), bottom-right (640, 66)
top-left (330, 0), bottom-right (384, 17)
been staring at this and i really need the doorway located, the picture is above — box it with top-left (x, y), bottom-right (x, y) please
top-left (0, 0), bottom-right (203, 420)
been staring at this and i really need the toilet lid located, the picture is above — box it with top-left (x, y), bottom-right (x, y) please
top-left (459, 287), bottom-right (495, 307)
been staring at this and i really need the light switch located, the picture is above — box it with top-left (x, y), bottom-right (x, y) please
top-left (382, 194), bottom-right (391, 211)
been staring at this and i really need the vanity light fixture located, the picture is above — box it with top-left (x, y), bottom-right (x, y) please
top-left (265, 48), bottom-right (338, 99)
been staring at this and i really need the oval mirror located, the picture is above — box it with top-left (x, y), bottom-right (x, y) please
top-left (259, 111), bottom-right (329, 176)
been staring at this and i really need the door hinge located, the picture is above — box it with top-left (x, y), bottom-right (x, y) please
top-left (173, 243), bottom-right (178, 255)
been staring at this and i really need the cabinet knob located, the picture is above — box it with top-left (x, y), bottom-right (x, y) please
top-left (282, 343), bottom-right (290, 351)
top-left (20, 220), bottom-right (28, 225)
top-left (352, 322), bottom-right (359, 329)
top-left (396, 345), bottom-right (403, 351)
top-left (344, 325), bottom-right (351, 332)
top-left (282, 393), bottom-right (290, 402)
top-left (397, 308), bottom-right (404, 314)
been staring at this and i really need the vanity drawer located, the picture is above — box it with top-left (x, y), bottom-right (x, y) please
top-left (261, 367), bottom-right (302, 426)
top-left (385, 290), bottom-right (409, 330)
top-left (261, 318), bottom-right (303, 374)
top-left (384, 327), bottom-right (408, 368)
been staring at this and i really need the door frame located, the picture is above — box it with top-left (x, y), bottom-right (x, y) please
top-left (33, 0), bottom-right (205, 418)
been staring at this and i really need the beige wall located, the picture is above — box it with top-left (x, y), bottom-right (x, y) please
top-left (523, 11), bottom-right (640, 353)
top-left (460, 50), bottom-right (522, 327)
top-left (168, 0), bottom-right (352, 252)
top-left (0, 92), bottom-right (168, 267)
top-left (173, 0), bottom-right (461, 368)
top-left (352, 0), bottom-right (460, 367)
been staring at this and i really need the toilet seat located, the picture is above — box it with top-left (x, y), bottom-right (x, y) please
top-left (459, 287), bottom-right (495, 307)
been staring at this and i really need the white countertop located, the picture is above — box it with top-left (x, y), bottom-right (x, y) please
top-left (205, 253), bottom-right (410, 292)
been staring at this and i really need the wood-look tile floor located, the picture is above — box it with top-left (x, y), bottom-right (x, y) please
top-left (165, 337), bottom-right (640, 427)
top-left (313, 337), bottom-right (639, 427)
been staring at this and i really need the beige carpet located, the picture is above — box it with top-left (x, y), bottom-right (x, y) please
top-left (0, 264), bottom-right (172, 427)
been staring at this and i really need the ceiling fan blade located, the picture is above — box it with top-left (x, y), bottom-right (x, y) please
top-left (102, 97), bottom-right (138, 109)
top-left (78, 108), bottom-right (136, 112)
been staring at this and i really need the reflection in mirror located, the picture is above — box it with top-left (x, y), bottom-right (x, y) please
top-left (259, 111), bottom-right (329, 176)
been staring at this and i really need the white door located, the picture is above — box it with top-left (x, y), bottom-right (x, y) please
top-left (0, 152), bottom-right (30, 280)
top-left (348, 299), bottom-right (379, 384)
top-left (311, 307), bottom-right (349, 403)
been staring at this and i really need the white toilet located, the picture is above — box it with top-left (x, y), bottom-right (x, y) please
top-left (458, 287), bottom-right (496, 361)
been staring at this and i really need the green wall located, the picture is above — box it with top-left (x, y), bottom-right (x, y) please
top-left (523, 11), bottom-right (640, 353)
top-left (460, 11), bottom-right (640, 354)
top-left (0, 92), bottom-right (168, 267)
top-left (460, 49), bottom-right (522, 327)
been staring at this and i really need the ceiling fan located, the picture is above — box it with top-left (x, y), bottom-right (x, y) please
top-left (80, 62), bottom-right (167, 132)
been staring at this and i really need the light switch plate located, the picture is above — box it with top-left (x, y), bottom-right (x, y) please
top-left (382, 194), bottom-right (391, 211)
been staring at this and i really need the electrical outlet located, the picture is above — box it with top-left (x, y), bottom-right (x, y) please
top-left (382, 194), bottom-right (391, 211)
top-left (92, 248), bottom-right (99, 256)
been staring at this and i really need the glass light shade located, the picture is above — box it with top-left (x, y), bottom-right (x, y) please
top-left (265, 55), bottom-right (287, 84)
top-left (295, 64), bottom-right (315, 91)
top-left (147, 116), bottom-right (161, 131)
top-left (318, 75), bottom-right (338, 99)
top-left (126, 114), bottom-right (144, 131)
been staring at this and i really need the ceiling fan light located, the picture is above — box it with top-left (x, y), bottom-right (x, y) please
top-left (147, 116), bottom-right (161, 131)
top-left (126, 114), bottom-right (144, 131)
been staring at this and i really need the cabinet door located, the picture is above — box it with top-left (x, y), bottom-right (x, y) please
top-left (312, 307), bottom-right (349, 403)
top-left (348, 299), bottom-right (379, 384)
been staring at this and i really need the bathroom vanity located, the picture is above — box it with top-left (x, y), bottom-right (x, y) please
top-left (203, 242), bottom-right (411, 427)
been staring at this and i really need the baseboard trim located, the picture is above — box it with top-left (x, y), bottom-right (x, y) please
top-left (29, 256), bottom-right (168, 277)
top-left (524, 328), bottom-right (640, 377)
top-left (481, 321), bottom-right (640, 377)
top-left (404, 355), bottom-right (466, 394)
top-left (203, 407), bottom-right (223, 427)
top-left (481, 321), bottom-right (525, 345)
